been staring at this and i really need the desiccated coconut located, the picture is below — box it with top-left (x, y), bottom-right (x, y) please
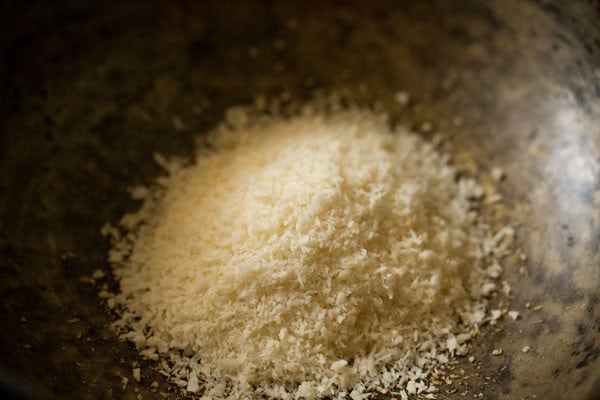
top-left (104, 101), bottom-right (514, 399)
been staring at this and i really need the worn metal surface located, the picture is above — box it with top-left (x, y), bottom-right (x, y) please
top-left (0, 1), bottom-right (598, 399)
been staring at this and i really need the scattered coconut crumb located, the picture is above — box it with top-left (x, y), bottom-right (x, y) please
top-left (133, 368), bottom-right (141, 382)
top-left (406, 380), bottom-right (417, 395)
top-left (107, 298), bottom-right (116, 309)
top-left (92, 269), bottom-right (106, 280)
top-left (98, 290), bottom-right (113, 299)
top-left (508, 311), bottom-right (520, 320)
top-left (486, 193), bottom-right (503, 204)
top-left (187, 375), bottom-right (199, 393)
top-left (491, 167), bottom-right (505, 181)
top-left (489, 310), bottom-right (502, 325)
top-left (78, 276), bottom-right (95, 284)
top-left (420, 121), bottom-right (433, 132)
top-left (393, 91), bottom-right (410, 106)
top-left (492, 349), bottom-right (503, 356)
top-left (522, 346), bottom-right (530, 354)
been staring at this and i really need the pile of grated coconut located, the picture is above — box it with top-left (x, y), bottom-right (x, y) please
top-left (103, 103), bottom-right (513, 399)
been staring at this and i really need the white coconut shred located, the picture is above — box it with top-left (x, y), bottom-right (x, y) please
top-left (103, 101), bottom-right (513, 399)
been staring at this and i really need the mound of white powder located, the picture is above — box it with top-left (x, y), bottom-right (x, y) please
top-left (104, 106), bottom-right (511, 399)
